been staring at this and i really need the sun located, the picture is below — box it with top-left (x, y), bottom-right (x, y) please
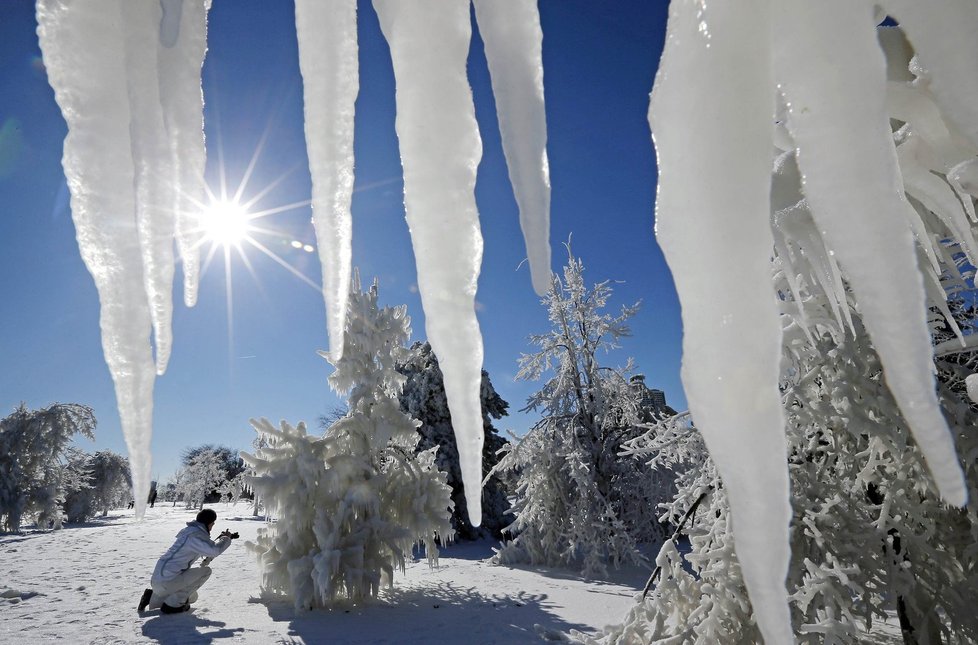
top-left (200, 199), bottom-right (251, 247)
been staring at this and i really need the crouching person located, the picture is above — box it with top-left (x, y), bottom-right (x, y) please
top-left (138, 508), bottom-right (237, 614)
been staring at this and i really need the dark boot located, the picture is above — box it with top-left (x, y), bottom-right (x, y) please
top-left (160, 602), bottom-right (190, 614)
top-left (137, 588), bottom-right (153, 612)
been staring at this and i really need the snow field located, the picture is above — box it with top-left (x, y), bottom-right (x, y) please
top-left (0, 502), bottom-right (647, 644)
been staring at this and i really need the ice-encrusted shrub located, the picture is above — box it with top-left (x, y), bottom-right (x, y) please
top-left (243, 276), bottom-right (453, 610)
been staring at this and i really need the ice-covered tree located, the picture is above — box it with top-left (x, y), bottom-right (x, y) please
top-left (62, 450), bottom-right (131, 523)
top-left (175, 448), bottom-right (227, 510)
top-left (243, 275), bottom-right (453, 610)
top-left (593, 318), bottom-right (978, 644)
top-left (182, 444), bottom-right (245, 503)
top-left (0, 403), bottom-right (96, 532)
top-left (491, 249), bottom-right (671, 577)
top-left (397, 341), bottom-right (511, 539)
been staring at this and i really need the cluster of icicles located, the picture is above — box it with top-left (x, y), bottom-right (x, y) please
top-left (652, 1), bottom-right (977, 642)
top-left (36, 0), bottom-right (551, 532)
top-left (38, 0), bottom-right (976, 641)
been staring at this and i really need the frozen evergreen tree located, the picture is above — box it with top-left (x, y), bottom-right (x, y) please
top-left (491, 248), bottom-right (671, 577)
top-left (397, 341), bottom-right (511, 539)
top-left (242, 275), bottom-right (453, 610)
top-left (0, 403), bottom-right (96, 532)
top-left (62, 450), bottom-right (131, 523)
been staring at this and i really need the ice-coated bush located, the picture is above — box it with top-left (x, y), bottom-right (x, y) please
top-left (243, 275), bottom-right (453, 610)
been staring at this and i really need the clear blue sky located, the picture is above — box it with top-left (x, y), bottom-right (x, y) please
top-left (0, 0), bottom-right (681, 482)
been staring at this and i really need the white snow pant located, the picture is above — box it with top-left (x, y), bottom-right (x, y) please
top-left (149, 566), bottom-right (212, 609)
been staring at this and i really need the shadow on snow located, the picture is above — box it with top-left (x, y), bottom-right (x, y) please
top-left (141, 612), bottom-right (246, 644)
top-left (252, 580), bottom-right (593, 643)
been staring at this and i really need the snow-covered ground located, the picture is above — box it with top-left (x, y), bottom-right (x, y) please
top-left (0, 502), bottom-right (649, 644)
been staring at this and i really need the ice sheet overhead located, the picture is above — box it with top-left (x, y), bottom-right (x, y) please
top-left (649, 1), bottom-right (792, 642)
top-left (373, 0), bottom-right (487, 527)
top-left (294, 0), bottom-right (359, 362)
top-left (37, 0), bottom-right (210, 520)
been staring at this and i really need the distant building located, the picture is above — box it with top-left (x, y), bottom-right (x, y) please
top-left (629, 374), bottom-right (673, 420)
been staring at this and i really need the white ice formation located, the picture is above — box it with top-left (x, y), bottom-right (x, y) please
top-left (651, 1), bottom-right (975, 642)
top-left (368, 0), bottom-right (553, 525)
top-left (38, 0), bottom-right (550, 528)
top-left (294, 0), bottom-right (359, 363)
top-left (39, 1), bottom-right (974, 633)
top-left (967, 374), bottom-right (978, 405)
top-left (650, 3), bottom-right (792, 642)
top-left (37, 0), bottom-right (210, 520)
top-left (371, 0), bottom-right (487, 526)
top-left (471, 0), bottom-right (552, 297)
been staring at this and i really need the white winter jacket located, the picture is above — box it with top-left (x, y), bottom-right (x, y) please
top-left (152, 521), bottom-right (232, 582)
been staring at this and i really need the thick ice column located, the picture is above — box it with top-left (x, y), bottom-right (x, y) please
top-left (649, 1), bottom-right (792, 642)
top-left (121, 1), bottom-right (177, 375)
top-left (157, 0), bottom-right (211, 309)
top-left (774, 0), bottom-right (966, 506)
top-left (37, 0), bottom-right (156, 519)
top-left (471, 0), bottom-right (551, 296)
top-left (373, 0), bottom-right (486, 526)
top-left (294, 0), bottom-right (359, 361)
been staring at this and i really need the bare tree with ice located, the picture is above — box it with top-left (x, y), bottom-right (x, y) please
top-left (491, 249), bottom-right (672, 577)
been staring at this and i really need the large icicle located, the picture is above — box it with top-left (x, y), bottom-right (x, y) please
top-left (649, 2), bottom-right (792, 643)
top-left (37, 0), bottom-right (156, 519)
top-left (471, 0), bottom-right (551, 296)
top-left (774, 0), bottom-right (967, 506)
top-left (157, 0), bottom-right (210, 309)
top-left (294, 0), bottom-right (359, 362)
top-left (373, 0), bottom-right (487, 526)
top-left (121, 1), bottom-right (177, 375)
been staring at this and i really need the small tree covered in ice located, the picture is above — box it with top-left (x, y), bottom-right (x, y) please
top-left (491, 249), bottom-right (670, 577)
top-left (181, 444), bottom-right (245, 503)
top-left (175, 448), bottom-right (227, 510)
top-left (62, 450), bottom-right (131, 522)
top-left (0, 403), bottom-right (96, 532)
top-left (243, 276), bottom-right (453, 610)
top-left (397, 341), bottom-right (512, 539)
